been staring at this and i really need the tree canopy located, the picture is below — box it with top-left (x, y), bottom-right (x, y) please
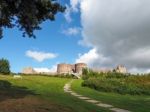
top-left (0, 58), bottom-right (10, 74)
top-left (0, 0), bottom-right (65, 38)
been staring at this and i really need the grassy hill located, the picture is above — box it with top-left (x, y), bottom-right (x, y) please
top-left (0, 74), bottom-right (149, 112)
top-left (0, 75), bottom-right (110, 112)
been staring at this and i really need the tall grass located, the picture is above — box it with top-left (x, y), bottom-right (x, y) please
top-left (82, 69), bottom-right (150, 95)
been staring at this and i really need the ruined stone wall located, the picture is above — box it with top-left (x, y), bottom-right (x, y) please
top-left (57, 63), bottom-right (87, 74)
top-left (71, 64), bottom-right (75, 73)
top-left (75, 63), bottom-right (87, 74)
top-left (92, 68), bottom-right (112, 73)
top-left (57, 64), bottom-right (73, 74)
top-left (115, 65), bottom-right (127, 73)
top-left (22, 67), bottom-right (36, 74)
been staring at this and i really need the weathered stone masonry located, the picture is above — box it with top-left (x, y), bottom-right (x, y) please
top-left (57, 63), bottom-right (87, 75)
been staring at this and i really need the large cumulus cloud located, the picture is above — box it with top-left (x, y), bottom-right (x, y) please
top-left (77, 0), bottom-right (150, 72)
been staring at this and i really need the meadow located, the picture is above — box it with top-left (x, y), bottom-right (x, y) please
top-left (0, 75), bottom-right (110, 112)
top-left (0, 74), bottom-right (149, 112)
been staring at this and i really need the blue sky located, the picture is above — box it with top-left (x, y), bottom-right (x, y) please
top-left (1, 0), bottom-right (150, 73)
top-left (0, 0), bottom-right (90, 73)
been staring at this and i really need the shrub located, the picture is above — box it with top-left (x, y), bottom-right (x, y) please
top-left (82, 70), bottom-right (150, 95)
top-left (82, 68), bottom-right (101, 80)
top-left (55, 73), bottom-right (77, 79)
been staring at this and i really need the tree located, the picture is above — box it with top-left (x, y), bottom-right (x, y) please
top-left (0, 0), bottom-right (65, 38)
top-left (0, 58), bottom-right (10, 74)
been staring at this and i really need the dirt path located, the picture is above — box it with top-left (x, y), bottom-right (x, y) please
top-left (64, 80), bottom-right (131, 112)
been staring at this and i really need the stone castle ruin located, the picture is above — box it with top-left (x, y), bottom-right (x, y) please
top-left (21, 64), bottom-right (127, 76)
top-left (114, 65), bottom-right (127, 73)
top-left (92, 65), bottom-right (127, 74)
top-left (22, 67), bottom-right (36, 74)
top-left (57, 63), bottom-right (87, 75)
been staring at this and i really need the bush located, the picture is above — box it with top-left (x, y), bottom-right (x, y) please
top-left (82, 70), bottom-right (150, 95)
top-left (0, 58), bottom-right (10, 74)
top-left (82, 68), bottom-right (101, 80)
top-left (54, 73), bottom-right (78, 79)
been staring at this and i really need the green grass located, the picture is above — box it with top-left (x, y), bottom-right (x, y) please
top-left (71, 79), bottom-right (150, 112)
top-left (0, 75), bottom-right (111, 112)
top-left (82, 69), bottom-right (150, 95)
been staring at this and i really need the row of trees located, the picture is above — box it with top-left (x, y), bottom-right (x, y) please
top-left (0, 58), bottom-right (10, 74)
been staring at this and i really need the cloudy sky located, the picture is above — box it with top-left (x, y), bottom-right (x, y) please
top-left (0, 0), bottom-right (150, 73)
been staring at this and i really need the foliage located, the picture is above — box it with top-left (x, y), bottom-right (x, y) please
top-left (71, 80), bottom-right (150, 112)
top-left (82, 68), bottom-right (95, 80)
top-left (54, 73), bottom-right (78, 79)
top-left (82, 69), bottom-right (150, 95)
top-left (0, 0), bottom-right (65, 38)
top-left (0, 58), bottom-right (10, 74)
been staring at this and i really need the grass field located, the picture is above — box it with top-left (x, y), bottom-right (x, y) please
top-left (0, 75), bottom-right (110, 112)
top-left (71, 79), bottom-right (150, 112)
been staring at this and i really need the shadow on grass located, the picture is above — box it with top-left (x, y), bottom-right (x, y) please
top-left (0, 80), bottom-right (37, 102)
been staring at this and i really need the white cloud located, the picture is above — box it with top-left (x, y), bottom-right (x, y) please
top-left (64, 5), bottom-right (72, 23)
top-left (34, 68), bottom-right (51, 73)
top-left (64, 0), bottom-right (81, 22)
top-left (73, 0), bottom-right (150, 73)
top-left (34, 65), bottom-right (57, 73)
top-left (76, 48), bottom-right (98, 64)
top-left (70, 0), bottom-right (81, 12)
top-left (26, 50), bottom-right (57, 62)
top-left (49, 65), bottom-right (57, 73)
top-left (62, 27), bottom-right (80, 36)
top-left (76, 48), bottom-right (111, 68)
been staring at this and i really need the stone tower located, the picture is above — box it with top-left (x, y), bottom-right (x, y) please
top-left (57, 63), bottom-right (87, 75)
top-left (75, 63), bottom-right (87, 74)
top-left (57, 63), bottom-right (73, 74)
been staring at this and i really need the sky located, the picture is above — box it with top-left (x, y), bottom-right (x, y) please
top-left (1, 0), bottom-right (150, 73)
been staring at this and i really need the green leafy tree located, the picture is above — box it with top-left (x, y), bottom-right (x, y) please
top-left (0, 58), bottom-right (10, 74)
top-left (0, 0), bottom-right (65, 38)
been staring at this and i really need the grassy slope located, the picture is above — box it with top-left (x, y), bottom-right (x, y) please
top-left (0, 75), bottom-right (111, 112)
top-left (71, 79), bottom-right (150, 112)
